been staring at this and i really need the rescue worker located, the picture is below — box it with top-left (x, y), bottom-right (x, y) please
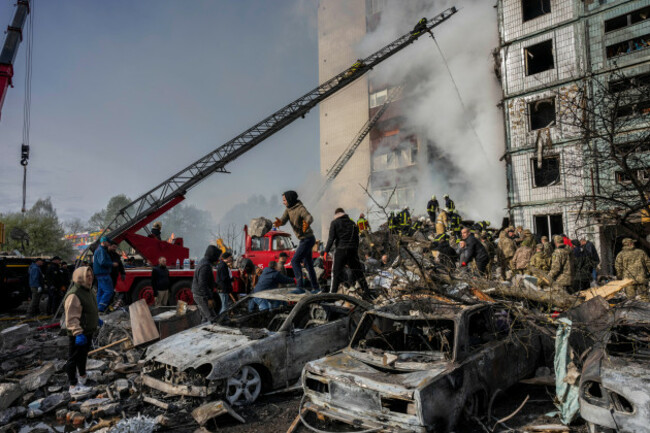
top-left (541, 236), bottom-right (553, 256)
top-left (216, 252), bottom-right (234, 313)
top-left (28, 258), bottom-right (45, 317)
top-left (388, 212), bottom-right (398, 233)
top-left (460, 228), bottom-right (489, 274)
top-left (436, 208), bottom-right (448, 234)
top-left (448, 210), bottom-right (462, 238)
top-left (479, 232), bottom-right (496, 277)
top-left (444, 194), bottom-right (455, 212)
top-left (151, 257), bottom-right (170, 306)
top-left (273, 191), bottom-right (319, 291)
top-left (548, 235), bottom-right (575, 293)
top-left (93, 237), bottom-right (114, 313)
top-left (497, 227), bottom-right (517, 279)
top-left (398, 207), bottom-right (411, 234)
top-left (528, 243), bottom-right (551, 274)
top-left (249, 261), bottom-right (296, 311)
top-left (324, 208), bottom-right (368, 294)
top-left (410, 17), bottom-right (428, 37)
top-left (150, 221), bottom-right (162, 241)
top-left (426, 195), bottom-right (439, 223)
top-left (46, 256), bottom-right (65, 315)
top-left (357, 213), bottom-right (370, 234)
top-left (510, 238), bottom-right (535, 275)
top-left (191, 245), bottom-right (222, 323)
top-left (63, 266), bottom-right (101, 395)
top-left (615, 238), bottom-right (650, 300)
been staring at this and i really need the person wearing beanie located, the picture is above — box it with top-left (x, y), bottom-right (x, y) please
top-left (64, 266), bottom-right (102, 395)
top-left (192, 245), bottom-right (222, 322)
top-left (324, 208), bottom-right (368, 294)
top-left (272, 190), bottom-right (319, 291)
top-left (216, 252), bottom-right (234, 313)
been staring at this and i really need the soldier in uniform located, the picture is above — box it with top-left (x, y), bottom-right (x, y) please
top-left (548, 235), bottom-right (574, 293)
top-left (497, 227), bottom-right (517, 279)
top-left (615, 238), bottom-right (650, 300)
top-left (541, 236), bottom-right (553, 256)
top-left (528, 243), bottom-right (551, 273)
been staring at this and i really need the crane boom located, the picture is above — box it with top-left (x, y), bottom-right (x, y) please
top-left (90, 7), bottom-right (457, 260)
top-left (0, 0), bottom-right (30, 121)
top-left (314, 87), bottom-right (401, 203)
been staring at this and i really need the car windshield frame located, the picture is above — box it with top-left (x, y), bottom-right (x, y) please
top-left (349, 312), bottom-right (457, 363)
top-left (272, 235), bottom-right (293, 251)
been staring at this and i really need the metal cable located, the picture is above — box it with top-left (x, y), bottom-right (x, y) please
top-left (20, 0), bottom-right (35, 212)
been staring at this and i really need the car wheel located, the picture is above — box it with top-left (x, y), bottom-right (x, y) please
top-left (132, 280), bottom-right (154, 306)
top-left (226, 365), bottom-right (262, 405)
top-left (170, 280), bottom-right (194, 305)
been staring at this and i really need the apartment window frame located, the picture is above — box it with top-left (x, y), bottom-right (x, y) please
top-left (534, 214), bottom-right (564, 239)
top-left (604, 6), bottom-right (650, 33)
top-left (525, 39), bottom-right (555, 76)
top-left (616, 169), bottom-right (650, 185)
top-left (531, 155), bottom-right (561, 188)
top-left (369, 89), bottom-right (388, 109)
top-left (606, 33), bottom-right (650, 59)
top-left (528, 97), bottom-right (556, 131)
top-left (522, 0), bottom-right (551, 23)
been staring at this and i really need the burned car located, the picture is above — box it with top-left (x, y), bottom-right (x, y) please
top-left (579, 302), bottom-right (650, 433)
top-left (142, 290), bottom-right (370, 405)
top-left (300, 301), bottom-right (542, 432)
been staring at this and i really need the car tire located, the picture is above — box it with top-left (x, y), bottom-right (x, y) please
top-left (170, 280), bottom-right (194, 305)
top-left (226, 365), bottom-right (263, 405)
top-left (131, 279), bottom-right (154, 306)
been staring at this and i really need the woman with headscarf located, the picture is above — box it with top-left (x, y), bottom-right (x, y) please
top-left (63, 266), bottom-right (103, 395)
top-left (273, 190), bottom-right (319, 291)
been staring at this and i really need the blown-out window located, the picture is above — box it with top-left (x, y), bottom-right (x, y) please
top-left (531, 156), bottom-right (560, 187)
top-left (522, 0), bottom-right (551, 22)
top-left (529, 98), bottom-right (556, 130)
top-left (525, 40), bottom-right (554, 76)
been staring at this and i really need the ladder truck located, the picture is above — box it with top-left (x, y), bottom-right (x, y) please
top-left (92, 8), bottom-right (458, 307)
top-left (0, 0), bottom-right (30, 120)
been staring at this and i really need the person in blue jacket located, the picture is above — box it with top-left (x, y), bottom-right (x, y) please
top-left (93, 237), bottom-right (115, 312)
top-left (28, 258), bottom-right (45, 317)
top-left (249, 261), bottom-right (295, 311)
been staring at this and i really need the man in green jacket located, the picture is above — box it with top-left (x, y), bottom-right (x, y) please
top-left (549, 235), bottom-right (575, 293)
top-left (273, 190), bottom-right (319, 291)
top-left (64, 266), bottom-right (102, 395)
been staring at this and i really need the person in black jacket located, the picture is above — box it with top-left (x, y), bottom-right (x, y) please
top-left (151, 257), bottom-right (171, 306)
top-left (191, 245), bottom-right (221, 323)
top-left (108, 243), bottom-right (126, 288)
top-left (46, 256), bottom-right (65, 315)
top-left (461, 228), bottom-right (489, 274)
top-left (324, 208), bottom-right (368, 294)
top-left (216, 252), bottom-right (234, 313)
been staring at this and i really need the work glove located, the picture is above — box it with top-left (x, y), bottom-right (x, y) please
top-left (273, 218), bottom-right (282, 228)
top-left (75, 334), bottom-right (88, 346)
top-left (98, 319), bottom-right (104, 327)
top-left (323, 252), bottom-right (328, 261)
top-left (302, 221), bottom-right (310, 232)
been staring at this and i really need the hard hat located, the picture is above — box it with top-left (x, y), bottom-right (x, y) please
top-left (432, 195), bottom-right (436, 200)
top-left (419, 217), bottom-right (425, 222)
top-left (444, 194), bottom-right (449, 198)
top-left (153, 221), bottom-right (162, 230)
top-left (486, 221), bottom-right (491, 227)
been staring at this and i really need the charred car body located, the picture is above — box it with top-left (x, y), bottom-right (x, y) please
top-left (142, 290), bottom-right (370, 405)
top-left (300, 301), bottom-right (543, 432)
top-left (579, 302), bottom-right (650, 433)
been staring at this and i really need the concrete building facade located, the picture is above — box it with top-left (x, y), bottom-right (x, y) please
top-left (497, 0), bottom-right (650, 272)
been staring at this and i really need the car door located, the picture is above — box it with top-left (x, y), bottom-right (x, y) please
top-left (284, 300), bottom-right (351, 381)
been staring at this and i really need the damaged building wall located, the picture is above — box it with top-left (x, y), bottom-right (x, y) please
top-left (318, 0), bottom-right (371, 236)
top-left (498, 0), bottom-right (650, 273)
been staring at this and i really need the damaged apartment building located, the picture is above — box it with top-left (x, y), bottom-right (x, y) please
top-left (318, 0), bottom-right (440, 234)
top-left (497, 0), bottom-right (650, 272)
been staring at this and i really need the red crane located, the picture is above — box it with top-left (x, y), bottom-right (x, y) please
top-left (0, 0), bottom-right (30, 121)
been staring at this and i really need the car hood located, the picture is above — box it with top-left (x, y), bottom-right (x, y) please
top-left (144, 324), bottom-right (272, 370)
top-left (306, 350), bottom-right (451, 398)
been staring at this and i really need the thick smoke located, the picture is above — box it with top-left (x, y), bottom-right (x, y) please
top-left (359, 0), bottom-right (507, 224)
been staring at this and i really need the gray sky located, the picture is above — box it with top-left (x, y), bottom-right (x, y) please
top-left (0, 0), bottom-right (320, 224)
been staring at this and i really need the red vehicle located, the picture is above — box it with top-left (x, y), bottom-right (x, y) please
top-left (115, 225), bottom-right (331, 307)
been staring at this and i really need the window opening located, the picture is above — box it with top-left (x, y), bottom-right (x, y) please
top-left (534, 214), bottom-right (564, 239)
top-left (525, 40), bottom-right (554, 75)
top-left (529, 98), bottom-right (556, 130)
top-left (606, 33), bottom-right (650, 59)
top-left (522, 0), bottom-right (551, 22)
top-left (605, 6), bottom-right (650, 33)
top-left (531, 156), bottom-right (560, 187)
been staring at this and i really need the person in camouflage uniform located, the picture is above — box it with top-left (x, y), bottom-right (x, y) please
top-left (497, 227), bottom-right (517, 279)
top-left (541, 236), bottom-right (553, 256)
top-left (548, 235), bottom-right (574, 292)
top-left (615, 238), bottom-right (650, 301)
top-left (528, 243), bottom-right (551, 273)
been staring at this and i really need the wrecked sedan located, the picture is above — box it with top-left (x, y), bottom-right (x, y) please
top-left (300, 301), bottom-right (543, 432)
top-left (142, 289), bottom-right (370, 405)
top-left (579, 302), bottom-right (650, 433)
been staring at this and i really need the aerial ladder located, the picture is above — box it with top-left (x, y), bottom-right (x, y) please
top-left (83, 7), bottom-right (458, 264)
top-left (0, 0), bottom-right (30, 121)
top-left (312, 86), bottom-right (401, 204)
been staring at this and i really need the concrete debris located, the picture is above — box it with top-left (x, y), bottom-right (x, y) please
top-left (108, 414), bottom-right (157, 433)
top-left (248, 217), bottom-right (272, 238)
top-left (0, 382), bottom-right (23, 410)
top-left (0, 324), bottom-right (29, 350)
top-left (19, 362), bottom-right (55, 392)
top-left (0, 406), bottom-right (26, 424)
top-left (191, 400), bottom-right (245, 425)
